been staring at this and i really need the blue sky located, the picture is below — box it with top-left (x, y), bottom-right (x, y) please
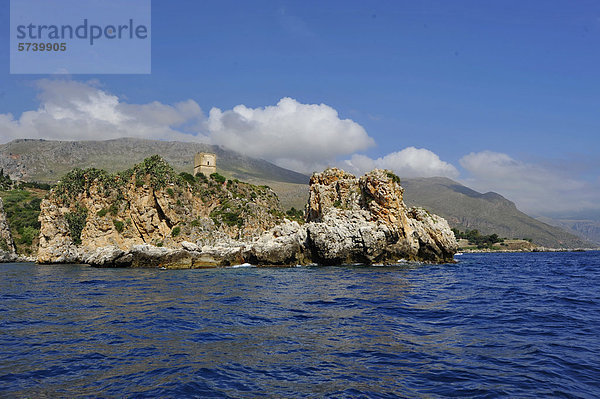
top-left (0, 0), bottom-right (599, 216)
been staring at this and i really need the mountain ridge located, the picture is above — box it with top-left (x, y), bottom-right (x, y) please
top-left (0, 138), bottom-right (309, 185)
top-left (401, 176), bottom-right (592, 249)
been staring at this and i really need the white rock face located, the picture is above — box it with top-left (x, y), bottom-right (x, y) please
top-left (245, 220), bottom-right (308, 264)
top-left (83, 246), bottom-right (125, 266)
top-left (300, 168), bottom-right (457, 263)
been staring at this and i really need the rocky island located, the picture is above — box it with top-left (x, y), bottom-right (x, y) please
top-left (29, 156), bottom-right (457, 267)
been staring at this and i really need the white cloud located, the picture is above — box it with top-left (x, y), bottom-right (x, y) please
top-left (342, 147), bottom-right (460, 178)
top-left (0, 81), bottom-right (374, 174)
top-left (0, 79), bottom-right (206, 143)
top-left (460, 151), bottom-right (600, 214)
top-left (207, 97), bottom-right (375, 172)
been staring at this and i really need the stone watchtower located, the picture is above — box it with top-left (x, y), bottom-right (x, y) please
top-left (194, 152), bottom-right (216, 176)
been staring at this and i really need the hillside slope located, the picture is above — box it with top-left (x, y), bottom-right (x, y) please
top-left (401, 177), bottom-right (592, 249)
top-left (535, 216), bottom-right (600, 245)
top-left (0, 138), bottom-right (309, 185)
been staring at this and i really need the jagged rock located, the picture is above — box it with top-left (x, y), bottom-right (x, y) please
top-left (407, 207), bottom-right (457, 261)
top-left (83, 246), bottom-right (125, 266)
top-left (245, 220), bottom-right (309, 265)
top-left (304, 209), bottom-right (399, 264)
top-left (37, 159), bottom-right (457, 266)
top-left (180, 241), bottom-right (200, 252)
top-left (244, 169), bottom-right (457, 265)
top-left (303, 168), bottom-right (457, 263)
top-left (0, 198), bottom-right (17, 262)
top-left (38, 200), bottom-right (80, 264)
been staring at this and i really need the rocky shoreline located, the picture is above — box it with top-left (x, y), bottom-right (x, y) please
top-left (460, 247), bottom-right (590, 254)
top-left (4, 158), bottom-right (459, 267)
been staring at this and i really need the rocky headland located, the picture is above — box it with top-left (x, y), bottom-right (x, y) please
top-left (36, 156), bottom-right (457, 267)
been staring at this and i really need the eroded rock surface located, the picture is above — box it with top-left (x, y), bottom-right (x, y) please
top-left (0, 198), bottom-right (17, 262)
top-left (37, 160), bottom-right (457, 267)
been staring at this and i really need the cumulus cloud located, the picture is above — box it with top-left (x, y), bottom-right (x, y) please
top-left (460, 151), bottom-right (600, 214)
top-left (207, 97), bottom-right (375, 172)
top-left (0, 80), bottom-right (375, 173)
top-left (0, 79), bottom-right (207, 143)
top-left (342, 147), bottom-right (459, 178)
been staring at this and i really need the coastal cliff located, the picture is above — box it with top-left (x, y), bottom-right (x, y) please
top-left (37, 157), bottom-right (457, 267)
top-left (37, 156), bottom-right (282, 264)
top-left (0, 198), bottom-right (17, 261)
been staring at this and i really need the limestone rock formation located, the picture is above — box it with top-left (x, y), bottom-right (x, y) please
top-left (37, 159), bottom-right (457, 267)
top-left (37, 156), bottom-right (282, 264)
top-left (303, 168), bottom-right (456, 263)
top-left (247, 168), bottom-right (457, 264)
top-left (0, 198), bottom-right (17, 262)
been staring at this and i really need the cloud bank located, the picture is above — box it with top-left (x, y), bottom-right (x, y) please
top-left (343, 147), bottom-right (459, 178)
top-left (0, 80), bottom-right (375, 173)
top-left (207, 97), bottom-right (374, 172)
top-left (0, 80), bottom-right (206, 143)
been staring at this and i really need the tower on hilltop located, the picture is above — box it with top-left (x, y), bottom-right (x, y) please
top-left (194, 152), bottom-right (216, 176)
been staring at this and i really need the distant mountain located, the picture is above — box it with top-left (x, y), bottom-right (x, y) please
top-left (0, 138), bottom-right (309, 185)
top-left (535, 217), bottom-right (600, 245)
top-left (401, 177), bottom-right (593, 249)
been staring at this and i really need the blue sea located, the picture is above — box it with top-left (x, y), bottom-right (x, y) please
top-left (1, 252), bottom-right (599, 398)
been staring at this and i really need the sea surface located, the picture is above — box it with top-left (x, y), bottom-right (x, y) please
top-left (1, 252), bottom-right (599, 398)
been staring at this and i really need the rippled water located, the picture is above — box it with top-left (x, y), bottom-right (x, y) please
top-left (1, 252), bottom-right (599, 398)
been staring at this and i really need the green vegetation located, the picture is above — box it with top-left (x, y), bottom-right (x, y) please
top-left (195, 172), bottom-right (207, 183)
top-left (167, 188), bottom-right (175, 197)
top-left (109, 203), bottom-right (119, 216)
top-left (210, 200), bottom-right (245, 228)
top-left (385, 170), bottom-right (401, 184)
top-left (65, 206), bottom-right (88, 245)
top-left (53, 156), bottom-right (181, 206)
top-left (55, 168), bottom-right (113, 203)
top-left (97, 208), bottom-right (108, 217)
top-left (452, 228), bottom-right (504, 249)
top-left (17, 181), bottom-right (52, 190)
top-left (171, 226), bottom-right (181, 237)
top-left (210, 172), bottom-right (226, 184)
top-left (18, 226), bottom-right (38, 246)
top-left (0, 169), bottom-right (12, 190)
top-left (0, 171), bottom-right (53, 192)
top-left (126, 155), bottom-right (179, 189)
top-left (0, 238), bottom-right (9, 252)
top-left (210, 209), bottom-right (244, 228)
top-left (0, 189), bottom-right (44, 254)
top-left (179, 172), bottom-right (196, 185)
top-left (285, 207), bottom-right (305, 223)
top-left (113, 219), bottom-right (124, 233)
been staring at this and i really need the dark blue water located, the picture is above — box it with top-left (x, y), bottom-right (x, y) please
top-left (1, 252), bottom-right (599, 398)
